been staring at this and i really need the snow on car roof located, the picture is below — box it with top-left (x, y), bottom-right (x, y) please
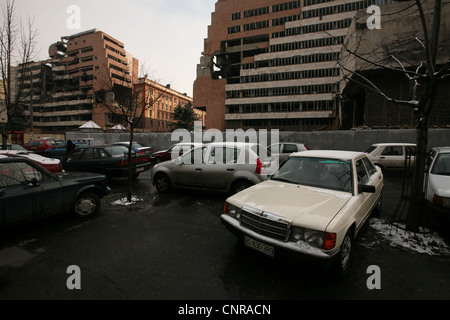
top-left (0, 150), bottom-right (60, 164)
top-left (290, 150), bottom-right (364, 160)
top-left (372, 143), bottom-right (416, 147)
top-left (207, 142), bottom-right (261, 147)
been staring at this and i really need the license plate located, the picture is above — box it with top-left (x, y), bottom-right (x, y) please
top-left (244, 236), bottom-right (274, 258)
top-left (136, 167), bottom-right (145, 172)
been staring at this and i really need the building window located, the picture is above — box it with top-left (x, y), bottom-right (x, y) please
top-left (232, 12), bottom-right (241, 20)
top-left (228, 25), bottom-right (241, 34)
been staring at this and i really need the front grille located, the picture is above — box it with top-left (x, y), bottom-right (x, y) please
top-left (240, 206), bottom-right (291, 241)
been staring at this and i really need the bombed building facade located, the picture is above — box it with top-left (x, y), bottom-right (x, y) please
top-left (12, 29), bottom-right (198, 134)
top-left (193, 0), bottom-right (450, 131)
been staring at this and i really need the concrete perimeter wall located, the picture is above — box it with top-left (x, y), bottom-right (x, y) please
top-left (66, 129), bottom-right (450, 153)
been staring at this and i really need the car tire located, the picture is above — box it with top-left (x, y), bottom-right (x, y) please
top-left (231, 180), bottom-right (253, 194)
top-left (154, 173), bottom-right (172, 193)
top-left (334, 230), bottom-right (353, 277)
top-left (72, 192), bottom-right (101, 218)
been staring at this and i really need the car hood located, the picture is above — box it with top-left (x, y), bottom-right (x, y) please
top-left (428, 174), bottom-right (450, 197)
top-left (229, 180), bottom-right (352, 231)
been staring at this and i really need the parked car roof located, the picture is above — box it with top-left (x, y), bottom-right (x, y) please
top-left (371, 143), bottom-right (416, 147)
top-left (290, 150), bottom-right (364, 160)
top-left (430, 146), bottom-right (450, 153)
top-left (0, 150), bottom-right (63, 172)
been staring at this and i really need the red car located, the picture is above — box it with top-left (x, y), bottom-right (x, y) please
top-left (24, 139), bottom-right (57, 154)
top-left (0, 150), bottom-right (63, 173)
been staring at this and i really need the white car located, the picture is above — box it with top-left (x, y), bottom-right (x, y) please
top-left (364, 143), bottom-right (416, 170)
top-left (268, 142), bottom-right (309, 162)
top-left (222, 150), bottom-right (383, 275)
top-left (424, 147), bottom-right (450, 230)
top-left (151, 142), bottom-right (273, 194)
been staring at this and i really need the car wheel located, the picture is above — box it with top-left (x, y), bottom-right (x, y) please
top-left (231, 180), bottom-right (253, 194)
top-left (334, 230), bottom-right (353, 277)
top-left (154, 173), bottom-right (172, 193)
top-left (72, 192), bottom-right (100, 218)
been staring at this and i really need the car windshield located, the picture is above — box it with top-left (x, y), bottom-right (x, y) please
top-left (271, 157), bottom-right (353, 193)
top-left (431, 153), bottom-right (450, 175)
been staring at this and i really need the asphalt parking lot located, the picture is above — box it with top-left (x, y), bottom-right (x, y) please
top-left (0, 169), bottom-right (449, 301)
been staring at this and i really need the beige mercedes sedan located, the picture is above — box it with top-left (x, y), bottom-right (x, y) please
top-left (222, 150), bottom-right (383, 276)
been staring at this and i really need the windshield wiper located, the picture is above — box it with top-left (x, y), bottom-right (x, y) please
top-left (270, 177), bottom-right (296, 184)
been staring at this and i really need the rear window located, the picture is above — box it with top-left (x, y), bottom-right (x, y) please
top-left (364, 146), bottom-right (377, 154)
top-left (251, 144), bottom-right (271, 161)
top-left (27, 141), bottom-right (43, 146)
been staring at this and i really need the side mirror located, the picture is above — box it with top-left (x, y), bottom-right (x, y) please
top-left (24, 178), bottom-right (40, 188)
top-left (359, 184), bottom-right (375, 194)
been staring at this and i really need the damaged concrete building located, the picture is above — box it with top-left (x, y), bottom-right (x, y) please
top-left (12, 29), bottom-right (139, 134)
top-left (193, 0), bottom-right (449, 131)
top-left (14, 28), bottom-right (200, 135)
top-left (339, 0), bottom-right (450, 129)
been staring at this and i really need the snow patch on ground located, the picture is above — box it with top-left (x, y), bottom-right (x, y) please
top-left (369, 218), bottom-right (450, 256)
top-left (112, 195), bottom-right (143, 206)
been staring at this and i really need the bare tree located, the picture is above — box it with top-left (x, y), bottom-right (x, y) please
top-left (0, 0), bottom-right (38, 149)
top-left (94, 67), bottom-right (166, 201)
top-left (339, 0), bottom-right (450, 231)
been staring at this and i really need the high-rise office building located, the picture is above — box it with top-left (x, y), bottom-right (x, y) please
top-left (193, 0), bottom-right (396, 131)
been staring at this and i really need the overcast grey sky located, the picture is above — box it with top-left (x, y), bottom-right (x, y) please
top-left (14, 0), bottom-right (217, 97)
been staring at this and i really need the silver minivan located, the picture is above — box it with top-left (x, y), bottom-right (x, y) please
top-left (151, 142), bottom-right (273, 194)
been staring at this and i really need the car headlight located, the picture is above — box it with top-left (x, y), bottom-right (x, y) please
top-left (304, 229), bottom-right (325, 248)
top-left (224, 202), bottom-right (241, 219)
top-left (433, 195), bottom-right (450, 208)
top-left (289, 226), bottom-right (304, 242)
top-left (289, 227), bottom-right (336, 250)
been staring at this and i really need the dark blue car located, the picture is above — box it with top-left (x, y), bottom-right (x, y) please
top-left (0, 155), bottom-right (110, 226)
top-left (45, 141), bottom-right (89, 160)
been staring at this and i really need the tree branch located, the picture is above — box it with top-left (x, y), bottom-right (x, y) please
top-left (345, 48), bottom-right (427, 79)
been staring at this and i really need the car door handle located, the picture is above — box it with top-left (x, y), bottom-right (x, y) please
top-left (226, 168), bottom-right (235, 171)
top-left (195, 168), bottom-right (203, 171)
